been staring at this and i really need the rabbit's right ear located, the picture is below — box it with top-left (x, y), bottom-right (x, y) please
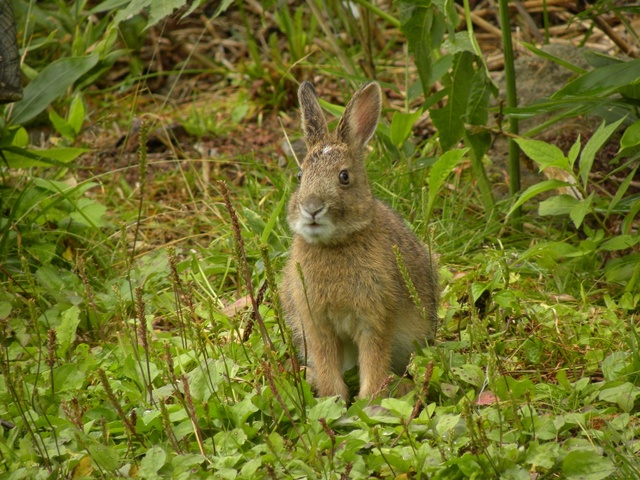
top-left (298, 82), bottom-right (328, 148)
top-left (337, 82), bottom-right (381, 153)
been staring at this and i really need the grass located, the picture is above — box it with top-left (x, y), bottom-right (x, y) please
top-left (2, 1), bottom-right (640, 479)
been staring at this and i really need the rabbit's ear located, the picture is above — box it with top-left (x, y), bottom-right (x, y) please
top-left (298, 82), bottom-right (329, 148)
top-left (337, 82), bottom-right (381, 152)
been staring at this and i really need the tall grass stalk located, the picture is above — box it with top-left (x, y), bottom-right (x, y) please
top-left (218, 180), bottom-right (275, 351)
top-left (498, 0), bottom-right (521, 228)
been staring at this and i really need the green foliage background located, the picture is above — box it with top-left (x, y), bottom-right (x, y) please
top-left (1, 0), bottom-right (640, 478)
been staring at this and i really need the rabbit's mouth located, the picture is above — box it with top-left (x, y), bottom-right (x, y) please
top-left (293, 219), bottom-right (336, 244)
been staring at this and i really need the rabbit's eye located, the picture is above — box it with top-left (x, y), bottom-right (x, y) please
top-left (339, 169), bottom-right (350, 185)
top-left (297, 171), bottom-right (302, 182)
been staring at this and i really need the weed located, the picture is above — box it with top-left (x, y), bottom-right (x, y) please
top-left (1, 0), bottom-right (640, 478)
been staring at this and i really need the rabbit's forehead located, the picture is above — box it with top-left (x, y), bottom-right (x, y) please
top-left (305, 142), bottom-right (349, 165)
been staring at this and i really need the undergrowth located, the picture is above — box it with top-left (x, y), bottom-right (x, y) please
top-left (1, 0), bottom-right (640, 479)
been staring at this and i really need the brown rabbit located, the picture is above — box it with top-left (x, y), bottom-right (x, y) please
top-left (281, 81), bottom-right (438, 400)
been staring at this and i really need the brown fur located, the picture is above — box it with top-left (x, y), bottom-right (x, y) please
top-left (281, 81), bottom-right (438, 400)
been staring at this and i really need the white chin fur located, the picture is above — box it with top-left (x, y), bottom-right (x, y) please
top-left (292, 218), bottom-right (336, 244)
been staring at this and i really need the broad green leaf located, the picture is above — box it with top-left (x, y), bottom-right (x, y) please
top-left (562, 450), bottom-right (615, 480)
top-left (0, 126), bottom-right (27, 148)
top-left (230, 395), bottom-right (259, 425)
top-left (68, 94), bottom-right (86, 134)
top-left (139, 446), bottom-right (167, 477)
top-left (569, 192), bottom-right (593, 228)
top-left (620, 119), bottom-right (640, 150)
top-left (431, 51), bottom-right (475, 151)
top-left (464, 67), bottom-right (497, 177)
top-left (524, 338), bottom-right (543, 364)
top-left (525, 441), bottom-right (559, 469)
top-left (601, 351), bottom-right (632, 381)
top-left (381, 398), bottom-right (413, 419)
top-left (427, 148), bottom-right (467, 219)
top-left (26, 243), bottom-right (56, 265)
top-left (142, 409), bottom-right (161, 426)
top-left (567, 135), bottom-right (581, 168)
top-left (500, 466), bottom-right (532, 480)
top-left (605, 253), bottom-right (640, 284)
top-left (10, 55), bottom-right (99, 125)
top-left (507, 179), bottom-right (571, 218)
top-left (538, 195), bottom-right (579, 217)
top-left (240, 458), bottom-right (262, 478)
top-left (442, 31), bottom-right (475, 56)
top-left (399, 3), bottom-right (435, 98)
top-left (598, 382), bottom-right (640, 412)
top-left (471, 281), bottom-right (488, 303)
top-left (464, 129), bottom-right (491, 165)
top-left (69, 199), bottom-right (107, 228)
top-left (495, 375), bottom-right (534, 400)
top-left (36, 266), bottom-right (68, 297)
top-left (172, 454), bottom-right (207, 474)
top-left (579, 118), bottom-right (625, 188)
top-left (438, 0), bottom-right (461, 29)
top-left (451, 364), bottom-right (484, 387)
top-left (148, 0), bottom-right (187, 28)
top-left (435, 413), bottom-right (462, 437)
top-left (2, 146), bottom-right (89, 168)
top-left (443, 454), bottom-right (484, 477)
top-left (188, 359), bottom-right (219, 402)
top-left (53, 364), bottom-right (85, 392)
top-left (35, 147), bottom-right (89, 163)
top-left (431, 54), bottom-right (454, 85)
top-left (112, 0), bottom-right (152, 26)
top-left (583, 50), bottom-right (622, 69)
top-left (215, 429), bottom-right (247, 453)
top-left (243, 207), bottom-right (267, 237)
top-left (56, 305), bottom-right (81, 357)
top-left (390, 110), bottom-right (422, 148)
top-left (466, 67), bottom-right (497, 126)
top-left (49, 109), bottom-right (75, 141)
top-left (88, 444), bottom-right (120, 471)
top-left (0, 302), bottom-right (11, 319)
top-left (601, 234), bottom-right (640, 251)
top-left (553, 58), bottom-right (640, 98)
top-left (308, 397), bottom-right (345, 423)
top-left (620, 79), bottom-right (640, 99)
top-left (514, 138), bottom-right (568, 171)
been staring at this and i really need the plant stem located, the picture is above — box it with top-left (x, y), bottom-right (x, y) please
top-left (542, 0), bottom-right (550, 44)
top-left (498, 0), bottom-right (521, 228)
top-left (349, 0), bottom-right (400, 28)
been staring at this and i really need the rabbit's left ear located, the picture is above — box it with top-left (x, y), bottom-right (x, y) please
top-left (299, 81), bottom-right (329, 148)
top-left (337, 82), bottom-right (381, 153)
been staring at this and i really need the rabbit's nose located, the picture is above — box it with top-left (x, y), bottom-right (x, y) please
top-left (302, 195), bottom-right (326, 219)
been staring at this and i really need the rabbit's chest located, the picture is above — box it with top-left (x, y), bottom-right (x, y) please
top-left (296, 239), bottom-right (400, 322)
top-left (307, 264), bottom-right (389, 309)
top-left (312, 274), bottom-right (391, 335)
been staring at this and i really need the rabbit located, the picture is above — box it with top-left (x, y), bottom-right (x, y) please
top-left (281, 80), bottom-right (438, 401)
